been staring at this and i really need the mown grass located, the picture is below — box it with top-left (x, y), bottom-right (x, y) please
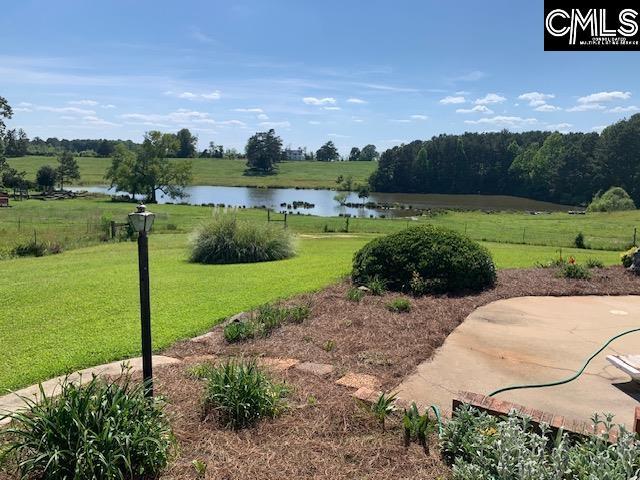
top-left (8, 156), bottom-right (376, 189)
top-left (0, 224), bottom-right (621, 391)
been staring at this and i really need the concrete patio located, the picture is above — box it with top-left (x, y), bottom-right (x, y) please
top-left (397, 295), bottom-right (640, 429)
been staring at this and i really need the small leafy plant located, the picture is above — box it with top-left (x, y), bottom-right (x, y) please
top-left (322, 339), bottom-right (336, 352)
top-left (201, 359), bottom-right (288, 429)
top-left (387, 298), bottom-right (411, 313)
top-left (585, 257), bottom-right (604, 269)
top-left (192, 459), bottom-right (207, 478)
top-left (366, 277), bottom-right (387, 296)
top-left (559, 263), bottom-right (591, 280)
top-left (369, 391), bottom-right (397, 430)
top-left (223, 302), bottom-right (311, 343)
top-left (402, 402), bottom-right (436, 455)
top-left (0, 372), bottom-right (174, 479)
top-left (574, 232), bottom-right (586, 249)
top-left (11, 240), bottom-right (47, 257)
top-left (346, 286), bottom-right (365, 302)
top-left (621, 246), bottom-right (638, 268)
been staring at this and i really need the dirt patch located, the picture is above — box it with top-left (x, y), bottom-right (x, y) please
top-left (166, 267), bottom-right (640, 390)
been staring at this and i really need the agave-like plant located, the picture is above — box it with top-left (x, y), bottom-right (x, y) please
top-left (403, 402), bottom-right (436, 455)
top-left (370, 391), bottom-right (398, 430)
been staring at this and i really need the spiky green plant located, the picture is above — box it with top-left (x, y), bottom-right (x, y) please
top-left (0, 372), bottom-right (174, 479)
top-left (370, 391), bottom-right (397, 430)
top-left (202, 359), bottom-right (288, 429)
top-left (387, 298), bottom-right (412, 313)
top-left (366, 277), bottom-right (387, 296)
top-left (346, 287), bottom-right (365, 302)
top-left (403, 402), bottom-right (435, 454)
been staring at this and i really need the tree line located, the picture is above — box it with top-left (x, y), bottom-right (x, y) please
top-left (370, 114), bottom-right (640, 206)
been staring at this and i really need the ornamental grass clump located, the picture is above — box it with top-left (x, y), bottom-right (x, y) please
top-left (189, 211), bottom-right (295, 264)
top-left (0, 372), bottom-right (174, 480)
top-left (200, 359), bottom-right (288, 430)
top-left (223, 302), bottom-right (311, 343)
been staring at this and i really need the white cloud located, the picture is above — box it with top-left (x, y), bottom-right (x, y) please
top-left (452, 70), bottom-right (486, 82)
top-left (308, 120), bottom-right (321, 125)
top-left (101, 104), bottom-right (116, 109)
top-left (328, 133), bottom-right (350, 138)
top-left (83, 115), bottom-right (120, 127)
top-left (59, 115), bottom-right (76, 121)
top-left (14, 107), bottom-right (32, 112)
top-left (390, 119), bottom-right (411, 123)
top-left (69, 99), bottom-right (99, 106)
top-left (440, 95), bottom-right (466, 105)
top-left (534, 104), bottom-right (561, 112)
top-left (121, 109), bottom-right (243, 127)
top-left (17, 102), bottom-right (32, 107)
top-left (607, 105), bottom-right (639, 113)
top-left (257, 113), bottom-right (269, 120)
top-left (475, 93), bottom-right (506, 105)
top-left (165, 90), bottom-right (221, 101)
top-left (456, 105), bottom-right (494, 114)
top-left (347, 97), bottom-right (367, 104)
top-left (566, 103), bottom-right (606, 112)
top-left (233, 108), bottom-right (264, 113)
top-left (38, 106), bottom-right (96, 115)
top-left (578, 91), bottom-right (631, 104)
top-left (546, 122), bottom-right (572, 132)
top-left (592, 125), bottom-right (607, 133)
top-left (303, 97), bottom-right (336, 106)
top-left (259, 121), bottom-right (291, 128)
top-left (352, 117), bottom-right (364, 123)
top-left (465, 116), bottom-right (537, 128)
top-left (323, 106), bottom-right (341, 111)
top-left (518, 92), bottom-right (555, 107)
top-left (410, 114), bottom-right (428, 120)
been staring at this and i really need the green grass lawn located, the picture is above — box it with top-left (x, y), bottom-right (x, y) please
top-left (0, 220), bottom-right (623, 391)
top-left (9, 156), bottom-right (377, 189)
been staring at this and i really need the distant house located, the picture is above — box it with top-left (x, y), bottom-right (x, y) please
top-left (0, 192), bottom-right (9, 208)
top-left (284, 147), bottom-right (305, 161)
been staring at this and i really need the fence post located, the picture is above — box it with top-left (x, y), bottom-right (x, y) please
top-left (267, 209), bottom-right (271, 222)
top-left (345, 217), bottom-right (349, 233)
top-left (284, 213), bottom-right (288, 229)
top-left (110, 221), bottom-right (116, 239)
top-left (522, 228), bottom-right (526, 244)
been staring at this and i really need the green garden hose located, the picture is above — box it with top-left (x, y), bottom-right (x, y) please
top-left (487, 327), bottom-right (640, 397)
top-left (429, 404), bottom-right (444, 436)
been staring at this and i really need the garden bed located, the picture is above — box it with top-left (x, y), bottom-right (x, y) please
top-left (167, 266), bottom-right (640, 390)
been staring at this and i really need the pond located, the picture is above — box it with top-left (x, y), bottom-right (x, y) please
top-left (71, 185), bottom-right (574, 218)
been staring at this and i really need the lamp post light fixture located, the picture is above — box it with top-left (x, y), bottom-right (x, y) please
top-left (128, 204), bottom-right (156, 397)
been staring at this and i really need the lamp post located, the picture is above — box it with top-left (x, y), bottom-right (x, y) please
top-left (128, 204), bottom-right (156, 397)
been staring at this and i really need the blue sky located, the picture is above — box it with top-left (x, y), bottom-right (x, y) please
top-left (1, 0), bottom-right (639, 154)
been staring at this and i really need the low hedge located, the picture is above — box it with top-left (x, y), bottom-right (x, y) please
top-left (351, 226), bottom-right (496, 294)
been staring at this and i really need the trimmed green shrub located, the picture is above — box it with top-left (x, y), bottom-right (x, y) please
top-left (352, 226), bottom-right (496, 294)
top-left (559, 263), bottom-right (591, 280)
top-left (587, 186), bottom-right (636, 212)
top-left (621, 246), bottom-right (638, 268)
top-left (201, 359), bottom-right (288, 429)
top-left (387, 298), bottom-right (412, 313)
top-left (189, 212), bottom-right (295, 264)
top-left (441, 405), bottom-right (640, 479)
top-left (0, 373), bottom-right (174, 479)
top-left (574, 232), bottom-right (586, 249)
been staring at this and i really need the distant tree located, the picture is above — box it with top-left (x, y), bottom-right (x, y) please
top-left (357, 185), bottom-right (370, 205)
top-left (348, 147), bottom-right (361, 162)
top-left (96, 139), bottom-right (115, 157)
top-left (36, 165), bottom-right (57, 192)
top-left (105, 132), bottom-right (192, 203)
top-left (224, 147), bottom-right (239, 159)
top-left (0, 96), bottom-right (12, 134)
top-left (316, 141), bottom-right (339, 162)
top-left (2, 167), bottom-right (29, 194)
top-left (359, 144), bottom-right (378, 161)
top-left (176, 128), bottom-right (198, 158)
top-left (245, 129), bottom-right (282, 173)
top-left (4, 128), bottom-right (29, 157)
top-left (56, 151), bottom-right (80, 189)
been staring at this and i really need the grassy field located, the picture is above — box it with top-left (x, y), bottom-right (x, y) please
top-left (2, 197), bottom-right (640, 252)
top-left (0, 223), bottom-right (621, 391)
top-left (9, 156), bottom-right (377, 189)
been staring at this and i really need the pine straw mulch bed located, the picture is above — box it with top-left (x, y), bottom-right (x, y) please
top-left (154, 266), bottom-right (640, 479)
